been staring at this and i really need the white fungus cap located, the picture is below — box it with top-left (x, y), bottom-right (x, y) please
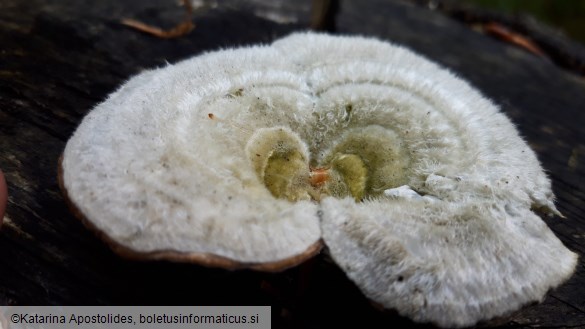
top-left (61, 32), bottom-right (577, 326)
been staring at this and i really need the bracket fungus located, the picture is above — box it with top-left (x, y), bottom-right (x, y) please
top-left (60, 33), bottom-right (577, 327)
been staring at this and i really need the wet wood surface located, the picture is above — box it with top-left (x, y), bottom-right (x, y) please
top-left (0, 0), bottom-right (583, 327)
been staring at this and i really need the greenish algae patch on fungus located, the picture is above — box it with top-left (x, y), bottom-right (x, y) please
top-left (245, 124), bottom-right (411, 202)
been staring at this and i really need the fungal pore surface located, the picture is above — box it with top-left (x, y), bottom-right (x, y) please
top-left (60, 33), bottom-right (577, 327)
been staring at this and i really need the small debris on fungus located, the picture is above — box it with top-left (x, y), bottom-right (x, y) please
top-left (60, 32), bottom-right (577, 328)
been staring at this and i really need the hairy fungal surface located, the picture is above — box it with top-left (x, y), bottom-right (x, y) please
top-left (61, 33), bottom-right (577, 327)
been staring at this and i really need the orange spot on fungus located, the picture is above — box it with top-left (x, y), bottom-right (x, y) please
top-left (310, 167), bottom-right (330, 187)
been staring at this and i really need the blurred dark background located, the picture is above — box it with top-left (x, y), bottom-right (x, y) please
top-left (460, 0), bottom-right (585, 44)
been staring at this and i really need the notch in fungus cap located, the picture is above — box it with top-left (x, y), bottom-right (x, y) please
top-left (60, 32), bottom-right (577, 327)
